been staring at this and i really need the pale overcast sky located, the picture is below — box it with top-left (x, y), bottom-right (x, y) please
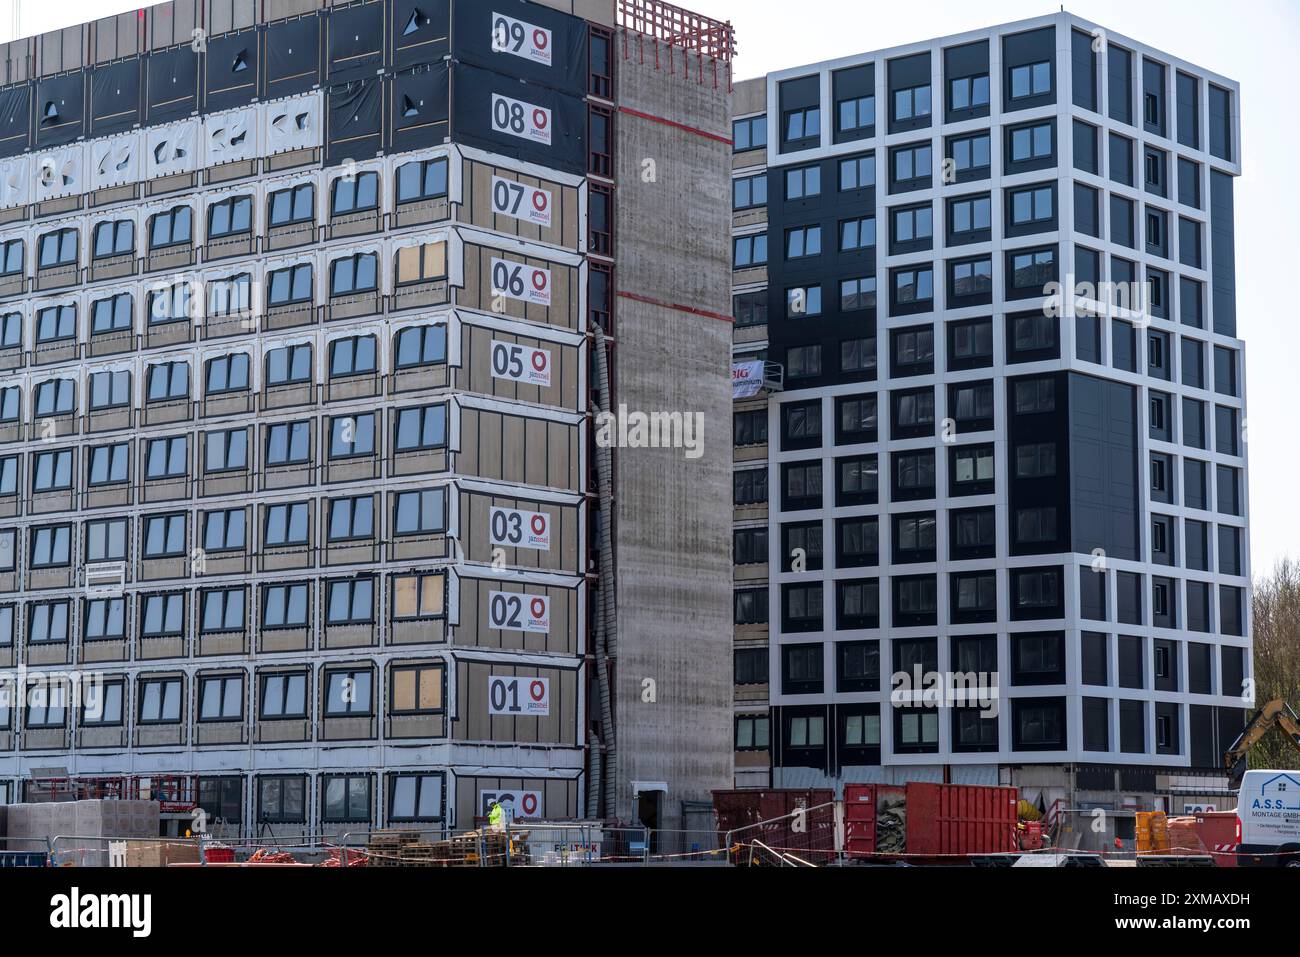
top-left (4, 0), bottom-right (1296, 576)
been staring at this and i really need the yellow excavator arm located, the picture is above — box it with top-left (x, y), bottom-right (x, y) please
top-left (1225, 700), bottom-right (1300, 789)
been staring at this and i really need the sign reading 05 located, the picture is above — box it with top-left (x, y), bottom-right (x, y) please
top-left (491, 341), bottom-right (553, 388)
top-left (489, 506), bottom-right (552, 551)
top-left (487, 675), bottom-right (550, 715)
top-left (488, 591), bottom-right (551, 633)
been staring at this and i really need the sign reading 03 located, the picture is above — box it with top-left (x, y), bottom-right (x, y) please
top-left (489, 507), bottom-right (552, 551)
top-left (487, 676), bottom-right (551, 716)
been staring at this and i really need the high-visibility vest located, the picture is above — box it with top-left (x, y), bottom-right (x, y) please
top-left (489, 804), bottom-right (504, 826)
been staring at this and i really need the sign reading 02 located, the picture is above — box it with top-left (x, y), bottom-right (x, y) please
top-left (487, 675), bottom-right (550, 716)
top-left (488, 591), bottom-right (551, 633)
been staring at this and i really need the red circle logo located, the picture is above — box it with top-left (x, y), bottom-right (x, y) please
top-left (521, 793), bottom-right (539, 815)
top-left (532, 191), bottom-right (549, 213)
top-left (533, 30), bottom-right (549, 50)
top-left (530, 597), bottom-right (547, 618)
top-left (531, 350), bottom-right (548, 372)
top-left (532, 109), bottom-right (549, 130)
top-left (531, 514), bottom-right (548, 535)
top-left (529, 680), bottom-right (546, 702)
top-left (531, 270), bottom-right (548, 292)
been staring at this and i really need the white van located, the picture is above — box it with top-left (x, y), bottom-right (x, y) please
top-left (1237, 770), bottom-right (1300, 867)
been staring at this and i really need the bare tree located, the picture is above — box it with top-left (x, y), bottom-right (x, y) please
top-left (1250, 559), bottom-right (1300, 770)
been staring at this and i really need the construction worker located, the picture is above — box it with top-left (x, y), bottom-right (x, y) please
top-left (488, 800), bottom-right (506, 832)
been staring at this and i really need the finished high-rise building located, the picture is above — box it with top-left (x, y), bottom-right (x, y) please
top-left (729, 13), bottom-right (1251, 811)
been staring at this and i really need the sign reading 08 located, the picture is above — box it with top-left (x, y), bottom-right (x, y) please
top-left (491, 12), bottom-right (553, 67)
top-left (489, 506), bottom-right (552, 551)
top-left (487, 675), bottom-right (550, 716)
top-left (490, 93), bottom-right (553, 146)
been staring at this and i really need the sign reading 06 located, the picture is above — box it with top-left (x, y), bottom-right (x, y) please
top-left (491, 12), bottom-right (554, 67)
top-left (490, 257), bottom-right (552, 307)
top-left (487, 675), bottom-right (550, 715)
top-left (488, 591), bottom-right (551, 633)
top-left (489, 506), bottom-right (552, 551)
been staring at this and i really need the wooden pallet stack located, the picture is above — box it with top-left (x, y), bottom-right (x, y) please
top-left (365, 829), bottom-right (528, 867)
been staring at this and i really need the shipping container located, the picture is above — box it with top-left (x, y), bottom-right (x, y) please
top-left (845, 782), bottom-right (1019, 862)
top-left (1167, 811), bottom-right (1239, 867)
top-left (712, 789), bottom-right (835, 864)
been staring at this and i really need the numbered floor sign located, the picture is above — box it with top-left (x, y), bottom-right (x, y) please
top-left (490, 93), bottom-right (552, 146)
top-left (491, 12), bottom-right (553, 66)
top-left (490, 340), bottom-right (552, 388)
top-left (487, 675), bottom-right (550, 716)
top-left (489, 506), bottom-right (552, 551)
top-left (488, 591), bottom-right (551, 633)
top-left (490, 257), bottom-right (552, 307)
top-left (491, 175), bottom-right (553, 228)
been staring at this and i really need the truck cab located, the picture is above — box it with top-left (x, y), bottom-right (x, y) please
top-left (1237, 770), bottom-right (1300, 867)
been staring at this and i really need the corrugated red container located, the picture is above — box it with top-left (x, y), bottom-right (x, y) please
top-left (1168, 811), bottom-right (1238, 867)
top-left (845, 782), bottom-right (1019, 860)
top-left (713, 789), bottom-right (836, 863)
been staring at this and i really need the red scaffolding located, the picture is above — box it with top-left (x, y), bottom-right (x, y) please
top-left (617, 0), bottom-right (736, 89)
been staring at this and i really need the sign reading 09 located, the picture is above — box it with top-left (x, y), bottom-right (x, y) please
top-left (491, 12), bottom-right (553, 66)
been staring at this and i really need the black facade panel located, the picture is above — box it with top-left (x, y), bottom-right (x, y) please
top-left (1068, 373), bottom-right (1139, 561)
top-left (327, 0), bottom-right (387, 83)
top-left (146, 46), bottom-right (200, 124)
top-left (1006, 372), bottom-right (1070, 556)
top-left (1190, 704), bottom-right (1216, 767)
top-left (452, 0), bottom-right (587, 98)
top-left (205, 28), bottom-right (260, 112)
top-left (265, 15), bottom-right (323, 101)
top-left (388, 63), bottom-right (451, 154)
top-left (90, 60), bottom-right (142, 137)
top-left (944, 39), bottom-right (987, 77)
top-left (1209, 171), bottom-right (1237, 337)
top-left (1001, 26), bottom-right (1055, 112)
top-left (1071, 29), bottom-right (1097, 111)
top-left (35, 73), bottom-right (86, 148)
top-left (326, 76), bottom-right (385, 167)
top-left (768, 155), bottom-right (878, 392)
top-left (450, 62), bottom-right (586, 175)
top-left (0, 84), bottom-right (30, 158)
top-left (392, 0), bottom-right (451, 71)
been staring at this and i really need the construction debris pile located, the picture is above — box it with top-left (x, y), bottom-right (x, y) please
top-left (365, 829), bottom-right (527, 867)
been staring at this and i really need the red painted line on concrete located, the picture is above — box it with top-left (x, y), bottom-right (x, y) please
top-left (618, 289), bottom-right (734, 324)
top-left (617, 106), bottom-right (733, 145)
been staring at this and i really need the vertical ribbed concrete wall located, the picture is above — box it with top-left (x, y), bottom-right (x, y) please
top-left (613, 33), bottom-right (734, 830)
